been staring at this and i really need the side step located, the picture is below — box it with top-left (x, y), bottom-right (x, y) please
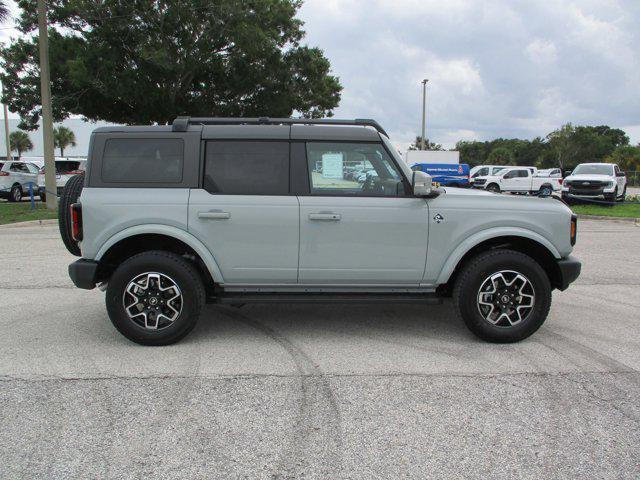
top-left (212, 292), bottom-right (442, 305)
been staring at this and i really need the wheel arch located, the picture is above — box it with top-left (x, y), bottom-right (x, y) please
top-left (95, 225), bottom-right (224, 286)
top-left (436, 229), bottom-right (563, 293)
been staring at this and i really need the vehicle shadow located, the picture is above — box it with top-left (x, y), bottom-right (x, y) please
top-left (189, 300), bottom-right (478, 351)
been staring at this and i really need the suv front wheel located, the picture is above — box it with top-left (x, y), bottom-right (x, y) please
top-left (106, 251), bottom-right (205, 345)
top-left (453, 249), bottom-right (551, 343)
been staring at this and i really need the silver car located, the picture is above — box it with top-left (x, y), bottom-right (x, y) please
top-left (62, 117), bottom-right (581, 346)
top-left (0, 161), bottom-right (40, 202)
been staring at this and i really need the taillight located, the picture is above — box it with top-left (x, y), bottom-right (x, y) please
top-left (0, 171), bottom-right (9, 176)
top-left (70, 203), bottom-right (83, 242)
top-left (558, 178), bottom-right (563, 185)
top-left (570, 215), bottom-right (577, 246)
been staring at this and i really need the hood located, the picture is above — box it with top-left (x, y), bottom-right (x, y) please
top-left (441, 186), bottom-right (494, 196)
top-left (565, 174), bottom-right (613, 182)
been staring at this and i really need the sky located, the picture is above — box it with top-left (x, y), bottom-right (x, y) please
top-left (297, 0), bottom-right (640, 149)
top-left (0, 0), bottom-right (639, 154)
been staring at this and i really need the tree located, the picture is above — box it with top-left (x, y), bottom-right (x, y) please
top-left (487, 146), bottom-right (515, 165)
top-left (53, 125), bottom-right (76, 156)
top-left (9, 130), bottom-right (33, 158)
top-left (0, 1), bottom-right (9, 23)
top-left (605, 145), bottom-right (640, 173)
top-left (1, 0), bottom-right (342, 130)
top-left (409, 136), bottom-right (443, 151)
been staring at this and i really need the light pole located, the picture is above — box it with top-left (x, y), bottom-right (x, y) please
top-left (420, 79), bottom-right (428, 150)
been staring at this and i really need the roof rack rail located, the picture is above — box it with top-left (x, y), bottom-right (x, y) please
top-left (171, 116), bottom-right (389, 137)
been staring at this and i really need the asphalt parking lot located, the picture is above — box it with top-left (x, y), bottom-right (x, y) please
top-left (0, 219), bottom-right (639, 479)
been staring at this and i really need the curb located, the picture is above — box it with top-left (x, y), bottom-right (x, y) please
top-left (576, 214), bottom-right (640, 224)
top-left (0, 219), bottom-right (58, 229)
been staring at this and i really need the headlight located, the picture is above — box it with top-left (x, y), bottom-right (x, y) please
top-left (606, 181), bottom-right (614, 188)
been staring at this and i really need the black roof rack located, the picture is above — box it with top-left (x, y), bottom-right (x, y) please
top-left (171, 116), bottom-right (389, 137)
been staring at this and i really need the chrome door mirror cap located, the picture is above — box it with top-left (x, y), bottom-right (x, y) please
top-left (412, 170), bottom-right (432, 197)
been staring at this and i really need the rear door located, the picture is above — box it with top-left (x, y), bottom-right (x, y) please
top-left (296, 141), bottom-right (428, 285)
top-left (188, 137), bottom-right (299, 284)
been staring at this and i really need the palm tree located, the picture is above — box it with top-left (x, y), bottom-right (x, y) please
top-left (53, 126), bottom-right (76, 156)
top-left (9, 130), bottom-right (33, 159)
top-left (0, 2), bottom-right (9, 23)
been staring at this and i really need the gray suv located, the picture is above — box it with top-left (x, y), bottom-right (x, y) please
top-left (64, 117), bottom-right (581, 345)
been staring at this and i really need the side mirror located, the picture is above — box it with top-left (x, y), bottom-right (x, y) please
top-left (616, 171), bottom-right (626, 177)
top-left (412, 170), bottom-right (432, 196)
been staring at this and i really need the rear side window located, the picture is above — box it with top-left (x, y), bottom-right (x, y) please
top-left (204, 141), bottom-right (289, 195)
top-left (101, 139), bottom-right (184, 183)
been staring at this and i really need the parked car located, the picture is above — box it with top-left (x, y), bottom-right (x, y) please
top-left (562, 163), bottom-right (626, 202)
top-left (63, 116), bottom-right (580, 346)
top-left (410, 163), bottom-right (470, 187)
top-left (475, 167), bottom-right (562, 196)
top-left (469, 165), bottom-right (507, 185)
top-left (0, 160), bottom-right (40, 202)
top-left (38, 159), bottom-right (86, 201)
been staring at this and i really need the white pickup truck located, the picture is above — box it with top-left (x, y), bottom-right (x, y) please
top-left (473, 167), bottom-right (562, 196)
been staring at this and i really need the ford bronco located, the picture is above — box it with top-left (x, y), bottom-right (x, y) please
top-left (62, 117), bottom-right (581, 345)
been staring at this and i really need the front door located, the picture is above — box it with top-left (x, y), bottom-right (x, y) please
top-left (297, 141), bottom-right (429, 285)
top-left (188, 140), bottom-right (299, 284)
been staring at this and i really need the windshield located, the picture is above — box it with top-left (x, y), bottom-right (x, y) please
top-left (572, 164), bottom-right (612, 176)
top-left (381, 135), bottom-right (413, 182)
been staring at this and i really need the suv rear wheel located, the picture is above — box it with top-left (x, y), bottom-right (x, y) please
top-left (453, 249), bottom-right (551, 343)
top-left (106, 251), bottom-right (205, 345)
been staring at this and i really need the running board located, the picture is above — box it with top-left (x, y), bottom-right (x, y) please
top-left (211, 292), bottom-right (442, 305)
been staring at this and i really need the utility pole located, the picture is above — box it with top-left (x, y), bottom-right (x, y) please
top-left (420, 79), bottom-right (428, 150)
top-left (1, 81), bottom-right (11, 161)
top-left (37, 0), bottom-right (57, 209)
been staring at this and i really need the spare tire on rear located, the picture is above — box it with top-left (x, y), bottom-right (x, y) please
top-left (58, 174), bottom-right (84, 256)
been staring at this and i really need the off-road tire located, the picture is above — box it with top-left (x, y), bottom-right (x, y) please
top-left (58, 174), bottom-right (84, 256)
top-left (106, 251), bottom-right (205, 346)
top-left (486, 183), bottom-right (500, 193)
top-left (453, 249), bottom-right (552, 343)
top-left (538, 184), bottom-right (553, 197)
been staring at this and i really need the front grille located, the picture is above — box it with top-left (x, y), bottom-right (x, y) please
top-left (567, 181), bottom-right (606, 191)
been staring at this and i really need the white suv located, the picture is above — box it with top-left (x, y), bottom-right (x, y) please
top-left (562, 163), bottom-right (626, 202)
top-left (0, 161), bottom-right (40, 202)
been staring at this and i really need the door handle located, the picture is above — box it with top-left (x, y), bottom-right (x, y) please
top-left (309, 212), bottom-right (341, 221)
top-left (198, 210), bottom-right (231, 220)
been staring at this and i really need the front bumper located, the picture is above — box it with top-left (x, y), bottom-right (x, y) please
top-left (555, 256), bottom-right (581, 291)
top-left (69, 259), bottom-right (99, 289)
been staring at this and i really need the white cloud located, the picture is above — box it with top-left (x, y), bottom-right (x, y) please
top-left (298, 0), bottom-right (640, 148)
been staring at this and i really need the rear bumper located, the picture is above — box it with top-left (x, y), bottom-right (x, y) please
top-left (555, 256), bottom-right (581, 291)
top-left (69, 259), bottom-right (99, 290)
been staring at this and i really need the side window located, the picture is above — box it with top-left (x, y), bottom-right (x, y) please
top-left (306, 142), bottom-right (404, 197)
top-left (10, 163), bottom-right (25, 173)
top-left (519, 170), bottom-right (529, 178)
top-left (473, 167), bottom-right (488, 177)
top-left (503, 170), bottom-right (517, 179)
top-left (204, 141), bottom-right (289, 195)
top-left (26, 164), bottom-right (39, 174)
top-left (101, 138), bottom-right (184, 183)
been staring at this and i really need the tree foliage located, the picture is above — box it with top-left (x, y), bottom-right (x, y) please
top-left (53, 125), bottom-right (76, 156)
top-left (0, 1), bottom-right (9, 23)
top-left (1, 0), bottom-right (342, 129)
top-left (408, 136), bottom-right (443, 151)
top-left (605, 145), bottom-right (640, 172)
top-left (9, 130), bottom-right (33, 158)
top-left (456, 124), bottom-right (632, 170)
